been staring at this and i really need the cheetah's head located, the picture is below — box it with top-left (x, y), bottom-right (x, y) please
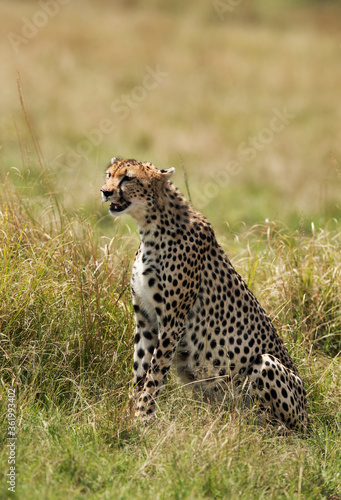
top-left (100, 157), bottom-right (175, 219)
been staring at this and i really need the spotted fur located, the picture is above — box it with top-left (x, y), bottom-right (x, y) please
top-left (101, 157), bottom-right (309, 431)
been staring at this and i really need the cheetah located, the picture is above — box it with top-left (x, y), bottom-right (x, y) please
top-left (100, 157), bottom-right (309, 431)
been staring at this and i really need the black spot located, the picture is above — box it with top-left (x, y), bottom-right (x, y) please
top-left (270, 388), bottom-right (277, 400)
top-left (255, 377), bottom-right (264, 390)
top-left (153, 293), bottom-right (163, 303)
top-left (163, 338), bottom-right (170, 348)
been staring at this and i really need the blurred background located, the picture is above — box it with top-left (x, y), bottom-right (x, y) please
top-left (1, 0), bottom-right (341, 235)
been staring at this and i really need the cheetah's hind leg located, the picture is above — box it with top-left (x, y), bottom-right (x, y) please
top-left (247, 354), bottom-right (309, 433)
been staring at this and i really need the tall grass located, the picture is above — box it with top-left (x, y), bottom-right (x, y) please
top-left (229, 221), bottom-right (341, 356)
top-left (0, 175), bottom-right (133, 416)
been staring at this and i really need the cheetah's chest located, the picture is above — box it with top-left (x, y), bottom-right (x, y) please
top-left (131, 245), bottom-right (158, 318)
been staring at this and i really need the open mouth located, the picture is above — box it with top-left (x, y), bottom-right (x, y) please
top-left (109, 201), bottom-right (131, 213)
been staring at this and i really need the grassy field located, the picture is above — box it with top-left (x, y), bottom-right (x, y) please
top-left (1, 1), bottom-right (341, 499)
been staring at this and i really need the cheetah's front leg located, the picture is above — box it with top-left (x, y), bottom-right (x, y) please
top-left (134, 323), bottom-right (183, 420)
top-left (132, 299), bottom-right (158, 394)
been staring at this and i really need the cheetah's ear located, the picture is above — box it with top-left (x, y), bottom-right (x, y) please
top-left (158, 167), bottom-right (175, 180)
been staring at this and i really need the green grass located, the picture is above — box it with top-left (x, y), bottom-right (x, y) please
top-left (1, 1), bottom-right (341, 498)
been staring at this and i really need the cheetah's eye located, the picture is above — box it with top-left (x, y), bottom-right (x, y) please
top-left (106, 172), bottom-right (111, 179)
top-left (120, 175), bottom-right (134, 185)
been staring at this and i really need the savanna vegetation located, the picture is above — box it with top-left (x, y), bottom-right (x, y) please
top-left (0, 1), bottom-right (340, 498)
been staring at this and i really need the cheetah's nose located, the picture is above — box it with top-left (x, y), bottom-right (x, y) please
top-left (101, 189), bottom-right (113, 199)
